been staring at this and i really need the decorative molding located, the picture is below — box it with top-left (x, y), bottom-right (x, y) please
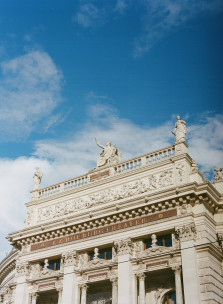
top-left (30, 209), bottom-right (177, 251)
top-left (175, 223), bottom-right (196, 242)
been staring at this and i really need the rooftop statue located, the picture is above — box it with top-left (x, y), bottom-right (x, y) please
top-left (214, 168), bottom-right (223, 181)
top-left (33, 167), bottom-right (43, 190)
top-left (95, 137), bottom-right (121, 167)
top-left (172, 115), bottom-right (186, 143)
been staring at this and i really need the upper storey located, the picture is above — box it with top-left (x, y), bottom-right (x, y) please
top-left (24, 116), bottom-right (222, 229)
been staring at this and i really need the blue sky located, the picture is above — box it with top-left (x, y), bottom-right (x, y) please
top-left (0, 0), bottom-right (223, 259)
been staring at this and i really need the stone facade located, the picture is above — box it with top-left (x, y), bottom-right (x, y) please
top-left (0, 119), bottom-right (223, 304)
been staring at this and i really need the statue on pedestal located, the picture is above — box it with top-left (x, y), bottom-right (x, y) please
top-left (172, 115), bottom-right (186, 143)
top-left (95, 138), bottom-right (121, 167)
top-left (33, 167), bottom-right (43, 190)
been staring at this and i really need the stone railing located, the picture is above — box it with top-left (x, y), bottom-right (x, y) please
top-left (31, 145), bottom-right (175, 201)
top-left (114, 145), bottom-right (175, 173)
top-left (38, 175), bottom-right (89, 199)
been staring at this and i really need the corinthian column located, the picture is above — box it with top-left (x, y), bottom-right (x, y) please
top-left (172, 266), bottom-right (183, 304)
top-left (57, 287), bottom-right (63, 304)
top-left (31, 293), bottom-right (38, 304)
top-left (110, 278), bottom-right (118, 304)
top-left (80, 284), bottom-right (88, 304)
top-left (137, 273), bottom-right (146, 304)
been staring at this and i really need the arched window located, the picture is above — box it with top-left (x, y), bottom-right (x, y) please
top-left (162, 291), bottom-right (176, 304)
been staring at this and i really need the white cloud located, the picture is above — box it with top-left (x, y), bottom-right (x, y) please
top-left (74, 3), bottom-right (105, 28)
top-left (0, 104), bottom-right (222, 260)
top-left (133, 0), bottom-right (223, 57)
top-left (0, 50), bottom-right (63, 141)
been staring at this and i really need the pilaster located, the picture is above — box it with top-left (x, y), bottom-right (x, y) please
top-left (114, 238), bottom-right (133, 304)
top-left (175, 223), bottom-right (201, 304)
top-left (61, 250), bottom-right (79, 304)
top-left (14, 260), bottom-right (29, 304)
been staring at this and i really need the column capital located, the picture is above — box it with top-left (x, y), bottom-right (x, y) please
top-left (172, 265), bottom-right (181, 274)
top-left (62, 249), bottom-right (76, 266)
top-left (110, 277), bottom-right (118, 286)
top-left (80, 283), bottom-right (88, 290)
top-left (31, 292), bottom-right (38, 301)
top-left (175, 222), bottom-right (196, 242)
top-left (137, 272), bottom-right (146, 281)
top-left (16, 260), bottom-right (29, 277)
top-left (114, 238), bottom-right (133, 255)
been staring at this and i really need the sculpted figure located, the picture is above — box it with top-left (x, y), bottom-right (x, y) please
top-left (214, 168), bottom-right (223, 181)
top-left (95, 137), bottom-right (121, 167)
top-left (33, 167), bottom-right (43, 190)
top-left (172, 115), bottom-right (186, 143)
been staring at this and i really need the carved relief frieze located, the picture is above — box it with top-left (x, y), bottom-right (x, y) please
top-left (35, 169), bottom-right (174, 224)
top-left (175, 163), bottom-right (186, 184)
top-left (175, 223), bottom-right (196, 242)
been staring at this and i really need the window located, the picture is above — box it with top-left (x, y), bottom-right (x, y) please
top-left (89, 247), bottom-right (112, 261)
top-left (40, 259), bottom-right (61, 271)
top-left (162, 291), bottom-right (176, 304)
top-left (144, 233), bottom-right (172, 249)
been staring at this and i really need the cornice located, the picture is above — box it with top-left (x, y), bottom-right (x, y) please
top-left (8, 182), bottom-right (222, 244)
top-left (7, 188), bottom-right (222, 253)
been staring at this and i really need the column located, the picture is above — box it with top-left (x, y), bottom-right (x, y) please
top-left (172, 266), bottom-right (183, 304)
top-left (31, 293), bottom-right (38, 304)
top-left (176, 223), bottom-right (201, 304)
top-left (110, 278), bottom-right (118, 304)
top-left (57, 288), bottom-right (63, 304)
top-left (138, 273), bottom-right (146, 304)
top-left (14, 261), bottom-right (29, 304)
top-left (114, 238), bottom-right (133, 304)
top-left (80, 284), bottom-right (88, 304)
top-left (61, 250), bottom-right (79, 304)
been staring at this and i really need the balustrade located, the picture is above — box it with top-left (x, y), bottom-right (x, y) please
top-left (32, 145), bottom-right (175, 201)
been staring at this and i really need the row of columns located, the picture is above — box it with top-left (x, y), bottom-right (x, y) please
top-left (80, 278), bottom-right (118, 304)
top-left (136, 267), bottom-right (183, 304)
